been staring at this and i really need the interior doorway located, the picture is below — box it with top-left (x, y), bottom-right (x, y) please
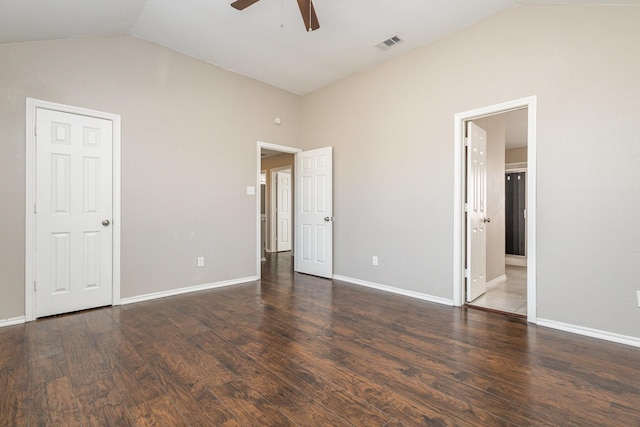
top-left (256, 142), bottom-right (301, 280)
top-left (256, 142), bottom-right (334, 281)
top-left (466, 109), bottom-right (528, 316)
top-left (453, 96), bottom-right (537, 324)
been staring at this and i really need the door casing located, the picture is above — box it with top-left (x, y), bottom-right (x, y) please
top-left (453, 96), bottom-right (537, 323)
top-left (25, 98), bottom-right (122, 321)
top-left (256, 142), bottom-right (301, 280)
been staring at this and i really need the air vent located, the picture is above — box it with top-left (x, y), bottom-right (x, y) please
top-left (375, 34), bottom-right (403, 51)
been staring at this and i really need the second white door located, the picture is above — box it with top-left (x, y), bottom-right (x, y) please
top-left (276, 170), bottom-right (292, 252)
top-left (294, 147), bottom-right (333, 278)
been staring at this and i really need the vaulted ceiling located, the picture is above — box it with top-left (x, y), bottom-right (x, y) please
top-left (0, 0), bottom-right (634, 95)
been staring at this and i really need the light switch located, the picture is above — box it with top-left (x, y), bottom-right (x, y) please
top-left (246, 186), bottom-right (255, 195)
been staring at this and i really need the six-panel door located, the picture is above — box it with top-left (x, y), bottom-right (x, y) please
top-left (466, 121), bottom-right (488, 302)
top-left (35, 108), bottom-right (113, 317)
top-left (295, 147), bottom-right (333, 279)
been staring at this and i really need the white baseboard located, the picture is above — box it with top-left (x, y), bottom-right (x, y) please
top-left (332, 275), bottom-right (453, 306)
top-left (486, 274), bottom-right (507, 289)
top-left (0, 316), bottom-right (26, 328)
top-left (331, 275), bottom-right (640, 348)
top-left (537, 318), bottom-right (640, 348)
top-left (120, 276), bottom-right (258, 305)
top-left (506, 255), bottom-right (527, 267)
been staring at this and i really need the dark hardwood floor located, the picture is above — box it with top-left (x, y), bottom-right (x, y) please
top-left (2, 252), bottom-right (640, 426)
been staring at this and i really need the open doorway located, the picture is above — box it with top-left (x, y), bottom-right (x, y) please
top-left (453, 96), bottom-right (537, 324)
top-left (260, 148), bottom-right (295, 273)
top-left (465, 108), bottom-right (528, 316)
top-left (256, 142), bottom-right (301, 280)
top-left (256, 142), bottom-right (335, 281)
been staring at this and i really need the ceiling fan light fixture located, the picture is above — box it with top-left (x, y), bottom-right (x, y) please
top-left (232, 0), bottom-right (319, 31)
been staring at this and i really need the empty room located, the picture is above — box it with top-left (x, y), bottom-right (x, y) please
top-left (1, 0), bottom-right (639, 425)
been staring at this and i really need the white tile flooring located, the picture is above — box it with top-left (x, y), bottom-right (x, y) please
top-left (468, 265), bottom-right (527, 316)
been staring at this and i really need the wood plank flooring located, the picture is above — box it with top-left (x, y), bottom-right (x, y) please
top-left (2, 252), bottom-right (640, 426)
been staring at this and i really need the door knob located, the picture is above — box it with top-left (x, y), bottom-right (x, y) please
top-left (483, 217), bottom-right (491, 223)
top-left (102, 219), bottom-right (110, 226)
top-left (324, 217), bottom-right (335, 222)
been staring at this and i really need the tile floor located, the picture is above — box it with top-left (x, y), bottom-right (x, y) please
top-left (469, 265), bottom-right (527, 316)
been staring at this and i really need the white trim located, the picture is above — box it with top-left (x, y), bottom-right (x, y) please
top-left (453, 96), bottom-right (537, 323)
top-left (486, 274), bottom-right (507, 290)
top-left (505, 162), bottom-right (527, 172)
top-left (333, 275), bottom-right (454, 306)
top-left (256, 141), bottom-right (302, 280)
top-left (260, 169), bottom-right (267, 257)
top-left (120, 276), bottom-right (258, 305)
top-left (25, 98), bottom-right (122, 321)
top-left (537, 319), bottom-right (640, 349)
top-left (505, 255), bottom-right (527, 267)
top-left (0, 316), bottom-right (27, 328)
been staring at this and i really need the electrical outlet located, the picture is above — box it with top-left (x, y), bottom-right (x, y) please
top-left (197, 256), bottom-right (204, 267)
top-left (637, 290), bottom-right (640, 308)
top-left (372, 256), bottom-right (378, 266)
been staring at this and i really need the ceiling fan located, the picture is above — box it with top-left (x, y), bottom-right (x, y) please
top-left (231, 0), bottom-right (320, 32)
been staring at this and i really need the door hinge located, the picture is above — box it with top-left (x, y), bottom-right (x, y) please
top-left (464, 203), bottom-right (469, 212)
top-left (464, 137), bottom-right (470, 147)
top-left (464, 269), bottom-right (470, 279)
top-left (34, 203), bottom-right (37, 214)
top-left (33, 280), bottom-right (37, 291)
top-left (523, 209), bottom-right (527, 219)
top-left (34, 125), bottom-right (37, 136)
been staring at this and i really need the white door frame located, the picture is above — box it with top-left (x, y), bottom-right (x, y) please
top-left (25, 98), bottom-right (122, 321)
top-left (256, 141), bottom-right (301, 279)
top-left (270, 166), bottom-right (292, 252)
top-left (453, 96), bottom-right (537, 323)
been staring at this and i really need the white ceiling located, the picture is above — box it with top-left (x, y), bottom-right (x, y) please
top-left (0, 0), bottom-right (636, 95)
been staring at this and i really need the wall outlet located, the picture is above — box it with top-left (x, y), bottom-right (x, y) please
top-left (637, 290), bottom-right (640, 308)
top-left (197, 256), bottom-right (204, 267)
top-left (372, 256), bottom-right (378, 266)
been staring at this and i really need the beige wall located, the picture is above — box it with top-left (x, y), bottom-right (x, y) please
top-left (506, 147), bottom-right (527, 164)
top-left (0, 36), bottom-right (301, 319)
top-left (260, 153), bottom-right (294, 251)
top-left (300, 5), bottom-right (640, 338)
top-left (473, 115), bottom-right (506, 283)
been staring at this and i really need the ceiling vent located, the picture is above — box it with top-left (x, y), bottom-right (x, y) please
top-left (375, 34), bottom-right (403, 51)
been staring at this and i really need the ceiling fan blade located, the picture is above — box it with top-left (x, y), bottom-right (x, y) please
top-left (296, 0), bottom-right (320, 31)
top-left (231, 0), bottom-right (261, 11)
